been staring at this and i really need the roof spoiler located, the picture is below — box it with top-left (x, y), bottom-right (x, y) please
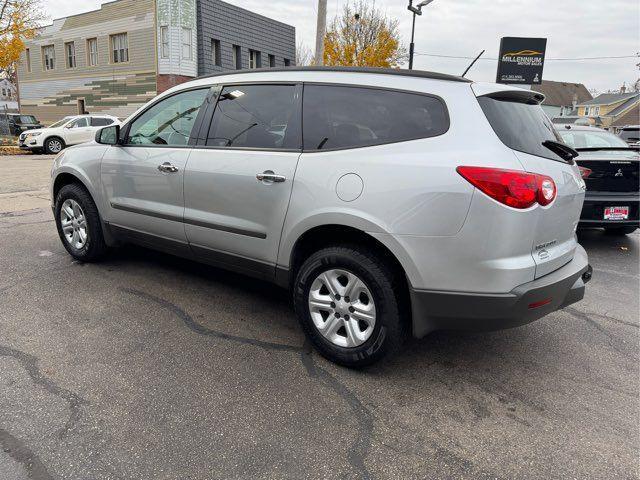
top-left (480, 89), bottom-right (545, 105)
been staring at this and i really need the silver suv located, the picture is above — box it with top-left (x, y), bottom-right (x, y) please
top-left (51, 67), bottom-right (592, 367)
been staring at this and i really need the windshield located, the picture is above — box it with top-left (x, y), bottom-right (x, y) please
top-left (49, 117), bottom-right (75, 128)
top-left (559, 129), bottom-right (629, 149)
top-left (18, 115), bottom-right (37, 124)
top-left (619, 128), bottom-right (639, 143)
top-left (477, 95), bottom-right (563, 161)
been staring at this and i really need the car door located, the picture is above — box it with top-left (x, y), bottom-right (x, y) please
top-left (184, 83), bottom-right (302, 279)
top-left (100, 87), bottom-right (210, 253)
top-left (64, 117), bottom-right (93, 145)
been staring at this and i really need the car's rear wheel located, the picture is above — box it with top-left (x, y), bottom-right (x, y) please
top-left (44, 137), bottom-right (65, 154)
top-left (604, 226), bottom-right (637, 235)
top-left (293, 245), bottom-right (405, 367)
top-left (54, 183), bottom-right (108, 261)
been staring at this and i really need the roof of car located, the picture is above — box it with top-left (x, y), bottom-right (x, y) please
top-left (559, 124), bottom-right (609, 132)
top-left (199, 66), bottom-right (472, 84)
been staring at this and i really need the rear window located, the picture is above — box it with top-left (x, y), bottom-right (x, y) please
top-left (303, 85), bottom-right (448, 151)
top-left (558, 129), bottom-right (628, 149)
top-left (477, 95), bottom-right (563, 161)
top-left (619, 128), bottom-right (639, 143)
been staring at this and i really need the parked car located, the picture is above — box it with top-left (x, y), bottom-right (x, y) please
top-left (558, 125), bottom-right (639, 235)
top-left (50, 67), bottom-right (591, 366)
top-left (618, 125), bottom-right (639, 146)
top-left (1, 113), bottom-right (43, 136)
top-left (19, 114), bottom-right (119, 154)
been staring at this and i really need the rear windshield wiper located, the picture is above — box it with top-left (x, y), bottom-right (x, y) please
top-left (542, 140), bottom-right (579, 162)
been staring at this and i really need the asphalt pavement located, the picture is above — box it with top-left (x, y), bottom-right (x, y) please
top-left (0, 154), bottom-right (638, 479)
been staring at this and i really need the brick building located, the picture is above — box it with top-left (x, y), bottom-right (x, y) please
top-left (17, 0), bottom-right (295, 125)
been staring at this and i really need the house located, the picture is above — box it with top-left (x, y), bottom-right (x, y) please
top-left (531, 80), bottom-right (592, 119)
top-left (573, 88), bottom-right (640, 130)
top-left (0, 79), bottom-right (18, 113)
top-left (16, 0), bottom-right (295, 125)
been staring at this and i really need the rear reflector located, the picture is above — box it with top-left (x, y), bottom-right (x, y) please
top-left (528, 299), bottom-right (552, 309)
top-left (456, 166), bottom-right (557, 209)
top-left (578, 166), bottom-right (592, 179)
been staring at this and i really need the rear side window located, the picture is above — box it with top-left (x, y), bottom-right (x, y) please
top-left (477, 95), bottom-right (563, 161)
top-left (303, 85), bottom-right (448, 151)
top-left (206, 85), bottom-right (300, 150)
top-left (91, 117), bottom-right (114, 126)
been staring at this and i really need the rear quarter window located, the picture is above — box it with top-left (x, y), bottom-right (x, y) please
top-left (303, 85), bottom-right (449, 151)
top-left (477, 95), bottom-right (563, 161)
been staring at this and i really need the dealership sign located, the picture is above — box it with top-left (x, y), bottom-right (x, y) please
top-left (496, 37), bottom-right (547, 85)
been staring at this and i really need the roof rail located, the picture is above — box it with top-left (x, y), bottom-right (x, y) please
top-left (198, 66), bottom-right (472, 83)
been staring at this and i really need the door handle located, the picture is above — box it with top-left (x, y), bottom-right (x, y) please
top-left (256, 170), bottom-right (286, 183)
top-left (158, 162), bottom-right (179, 173)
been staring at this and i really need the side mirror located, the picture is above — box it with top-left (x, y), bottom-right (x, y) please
top-left (96, 125), bottom-right (120, 145)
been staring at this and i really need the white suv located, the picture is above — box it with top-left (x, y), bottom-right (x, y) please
top-left (19, 114), bottom-right (119, 154)
top-left (50, 67), bottom-right (592, 367)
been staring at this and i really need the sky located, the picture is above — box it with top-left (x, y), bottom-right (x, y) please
top-left (43, 0), bottom-right (639, 93)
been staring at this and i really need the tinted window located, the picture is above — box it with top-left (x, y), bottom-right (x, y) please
top-left (206, 85), bottom-right (300, 149)
top-left (303, 85), bottom-right (448, 151)
top-left (478, 96), bottom-right (563, 161)
top-left (619, 128), bottom-right (639, 143)
top-left (91, 117), bottom-right (114, 127)
top-left (127, 89), bottom-right (208, 146)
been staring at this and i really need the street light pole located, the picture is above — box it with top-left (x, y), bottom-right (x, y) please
top-left (407, 0), bottom-right (434, 70)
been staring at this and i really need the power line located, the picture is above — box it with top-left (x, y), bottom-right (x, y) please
top-left (413, 53), bottom-right (639, 62)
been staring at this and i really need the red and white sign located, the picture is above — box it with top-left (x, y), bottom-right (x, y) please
top-left (604, 206), bottom-right (629, 221)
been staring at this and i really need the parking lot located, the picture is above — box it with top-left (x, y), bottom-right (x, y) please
top-left (0, 153), bottom-right (638, 479)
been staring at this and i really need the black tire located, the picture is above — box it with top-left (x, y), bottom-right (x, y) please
top-left (54, 183), bottom-right (108, 262)
top-left (44, 136), bottom-right (65, 154)
top-left (604, 226), bottom-right (637, 235)
top-left (293, 245), bottom-right (405, 368)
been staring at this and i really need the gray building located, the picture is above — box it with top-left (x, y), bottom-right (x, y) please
top-left (197, 0), bottom-right (295, 76)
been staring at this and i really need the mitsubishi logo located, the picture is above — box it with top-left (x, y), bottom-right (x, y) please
top-left (615, 169), bottom-right (624, 177)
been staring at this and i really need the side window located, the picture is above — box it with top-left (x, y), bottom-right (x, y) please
top-left (91, 117), bottom-right (113, 127)
top-left (303, 85), bottom-right (449, 151)
top-left (206, 85), bottom-right (300, 150)
top-left (69, 117), bottom-right (89, 128)
top-left (127, 89), bottom-right (208, 146)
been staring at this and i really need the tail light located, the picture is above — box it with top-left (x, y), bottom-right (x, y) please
top-left (456, 166), bottom-right (557, 209)
top-left (578, 166), bottom-right (592, 179)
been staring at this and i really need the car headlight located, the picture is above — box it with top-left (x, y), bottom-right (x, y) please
top-left (26, 132), bottom-right (42, 137)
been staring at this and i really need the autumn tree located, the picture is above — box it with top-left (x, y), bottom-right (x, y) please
top-left (0, 0), bottom-right (44, 82)
top-left (323, 0), bottom-right (406, 68)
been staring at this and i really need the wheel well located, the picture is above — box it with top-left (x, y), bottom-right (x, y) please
top-left (53, 173), bottom-right (85, 201)
top-left (45, 136), bottom-right (65, 146)
top-left (288, 224), bottom-right (411, 322)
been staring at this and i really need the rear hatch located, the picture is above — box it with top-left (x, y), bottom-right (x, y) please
top-left (574, 149), bottom-right (639, 193)
top-left (473, 84), bottom-right (585, 278)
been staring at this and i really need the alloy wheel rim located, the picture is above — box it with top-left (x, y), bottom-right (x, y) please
top-left (60, 199), bottom-right (88, 249)
top-left (308, 269), bottom-right (376, 348)
top-left (49, 140), bottom-right (62, 153)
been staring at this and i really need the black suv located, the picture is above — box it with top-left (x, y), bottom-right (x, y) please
top-left (1, 113), bottom-right (43, 136)
top-left (559, 124), bottom-right (639, 235)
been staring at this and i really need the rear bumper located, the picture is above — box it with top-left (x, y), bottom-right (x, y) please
top-left (579, 193), bottom-right (639, 228)
top-left (410, 245), bottom-right (591, 338)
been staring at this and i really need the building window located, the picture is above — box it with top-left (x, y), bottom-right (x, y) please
top-left (284, 58), bottom-right (291, 67)
top-left (593, 106), bottom-right (600, 116)
top-left (584, 106), bottom-right (590, 116)
top-left (160, 26), bottom-right (169, 59)
top-left (182, 28), bottom-right (192, 60)
top-left (87, 38), bottom-right (98, 66)
top-left (111, 33), bottom-right (129, 63)
top-left (233, 45), bottom-right (242, 69)
top-left (268, 54), bottom-right (275, 67)
top-left (249, 49), bottom-right (260, 69)
top-left (25, 48), bottom-right (31, 72)
top-left (65, 42), bottom-right (76, 68)
top-left (42, 45), bottom-right (55, 70)
top-left (212, 39), bottom-right (221, 67)
top-left (2, 89), bottom-right (5, 97)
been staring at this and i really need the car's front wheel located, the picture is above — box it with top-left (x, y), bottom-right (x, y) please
top-left (54, 183), bottom-right (108, 262)
top-left (293, 246), bottom-right (405, 367)
top-left (604, 226), bottom-right (637, 235)
top-left (44, 137), bottom-right (65, 154)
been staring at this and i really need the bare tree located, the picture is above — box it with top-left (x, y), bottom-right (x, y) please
top-left (296, 42), bottom-right (313, 66)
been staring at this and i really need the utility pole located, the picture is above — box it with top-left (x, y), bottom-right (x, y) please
top-left (314, 0), bottom-right (327, 66)
top-left (408, 0), bottom-right (435, 70)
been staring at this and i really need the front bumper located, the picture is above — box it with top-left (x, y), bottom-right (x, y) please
top-left (410, 245), bottom-right (591, 338)
top-left (579, 193), bottom-right (639, 228)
